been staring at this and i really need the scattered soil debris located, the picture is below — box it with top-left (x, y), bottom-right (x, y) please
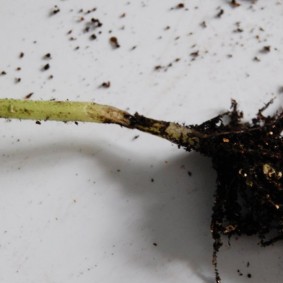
top-left (35, 121), bottom-right (41, 125)
top-left (119, 13), bottom-right (126, 18)
top-left (0, 71), bottom-right (7, 76)
top-left (15, 78), bottom-right (21, 83)
top-left (132, 135), bottom-right (139, 141)
top-left (171, 3), bottom-right (185, 10)
top-left (48, 75), bottom-right (54, 80)
top-left (43, 53), bottom-right (52, 60)
top-left (83, 18), bottom-right (103, 37)
top-left (216, 9), bottom-right (224, 18)
top-left (90, 18), bottom-right (103, 28)
top-left (84, 8), bottom-right (97, 14)
top-left (253, 56), bottom-right (260, 62)
top-left (190, 51), bottom-right (199, 59)
top-left (237, 269), bottom-right (243, 276)
top-left (260, 45), bottom-right (271, 53)
top-left (90, 34), bottom-right (97, 40)
top-left (154, 65), bottom-right (162, 71)
top-left (200, 21), bottom-right (207, 28)
top-left (151, 178), bottom-right (155, 183)
top-left (100, 81), bottom-right (111, 88)
top-left (78, 16), bottom-right (84, 22)
top-left (154, 58), bottom-right (181, 72)
top-left (19, 52), bottom-right (24, 59)
top-left (42, 63), bottom-right (50, 71)
top-left (247, 273), bottom-right (252, 278)
top-left (176, 3), bottom-right (185, 9)
top-left (153, 242), bottom-right (158, 246)
top-left (50, 5), bottom-right (60, 16)
top-left (188, 171), bottom-right (192, 176)
top-left (230, 0), bottom-right (241, 7)
top-left (16, 67), bottom-right (21, 71)
top-left (109, 36), bottom-right (120, 48)
top-left (24, 92), bottom-right (34, 99)
top-left (234, 27), bottom-right (243, 33)
top-left (234, 22), bottom-right (243, 33)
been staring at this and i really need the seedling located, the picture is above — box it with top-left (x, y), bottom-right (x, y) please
top-left (0, 98), bottom-right (282, 283)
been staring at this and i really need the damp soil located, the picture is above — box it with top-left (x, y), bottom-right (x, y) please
top-left (187, 100), bottom-right (283, 282)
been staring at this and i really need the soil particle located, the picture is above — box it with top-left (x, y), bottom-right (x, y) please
top-left (200, 21), bottom-right (207, 28)
top-left (173, 3), bottom-right (185, 9)
top-left (50, 5), bottom-right (60, 16)
top-left (42, 64), bottom-right (50, 71)
top-left (154, 58), bottom-right (181, 72)
top-left (109, 36), bottom-right (120, 48)
top-left (24, 92), bottom-right (34, 99)
top-left (190, 51), bottom-right (199, 59)
top-left (216, 9), bottom-right (224, 18)
top-left (100, 81), bottom-right (111, 88)
top-left (260, 45), bottom-right (271, 53)
top-left (90, 34), bottom-right (97, 40)
top-left (237, 269), bottom-right (243, 276)
top-left (90, 18), bottom-right (102, 28)
top-left (230, 0), bottom-right (241, 7)
top-left (43, 53), bottom-right (51, 60)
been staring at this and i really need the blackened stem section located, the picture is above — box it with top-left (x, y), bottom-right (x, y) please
top-left (128, 112), bottom-right (201, 150)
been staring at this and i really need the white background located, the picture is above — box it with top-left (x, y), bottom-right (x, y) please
top-left (0, 1), bottom-right (283, 282)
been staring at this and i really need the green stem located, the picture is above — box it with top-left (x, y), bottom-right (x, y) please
top-left (0, 99), bottom-right (201, 150)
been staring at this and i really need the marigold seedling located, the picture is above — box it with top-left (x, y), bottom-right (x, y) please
top-left (0, 98), bottom-right (282, 283)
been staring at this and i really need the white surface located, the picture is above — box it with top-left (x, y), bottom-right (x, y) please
top-left (0, 1), bottom-right (283, 282)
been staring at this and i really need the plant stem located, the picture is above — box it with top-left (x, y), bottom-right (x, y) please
top-left (0, 99), bottom-right (201, 150)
